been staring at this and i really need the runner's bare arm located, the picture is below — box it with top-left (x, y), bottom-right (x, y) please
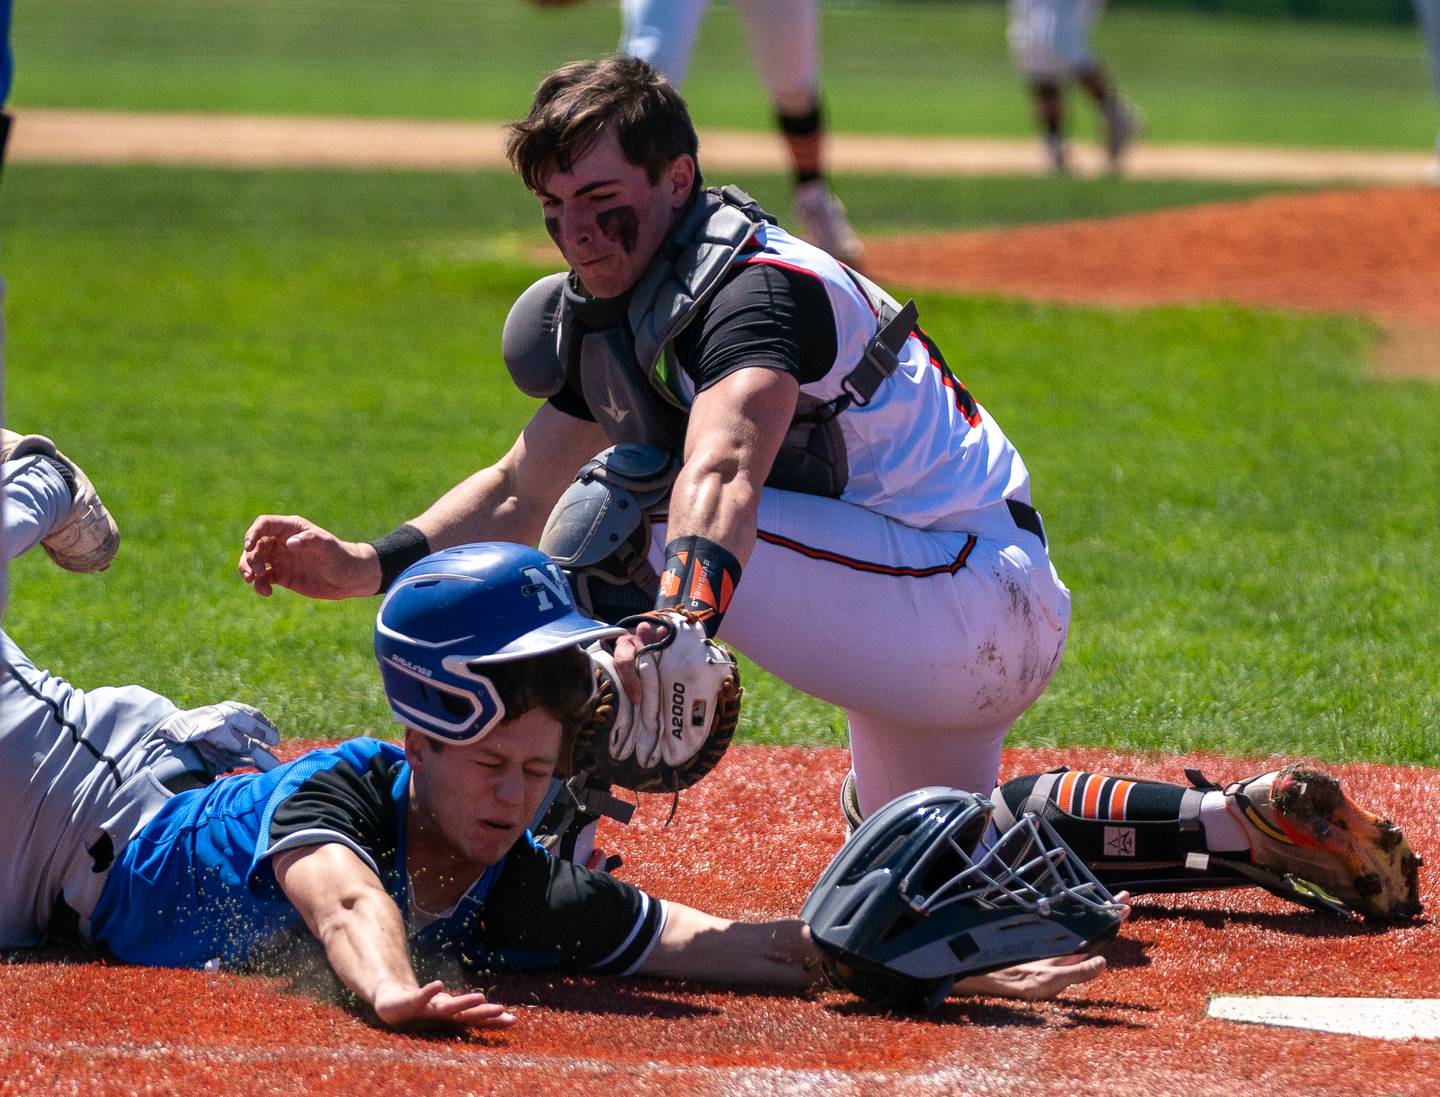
top-left (272, 844), bottom-right (516, 1030)
top-left (636, 903), bottom-right (823, 991)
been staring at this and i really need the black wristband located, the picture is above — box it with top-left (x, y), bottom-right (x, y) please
top-left (656, 535), bottom-right (742, 638)
top-left (370, 524), bottom-right (431, 594)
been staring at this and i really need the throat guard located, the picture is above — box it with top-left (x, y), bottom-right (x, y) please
top-left (627, 184), bottom-right (772, 386)
top-left (802, 787), bottom-right (1125, 1012)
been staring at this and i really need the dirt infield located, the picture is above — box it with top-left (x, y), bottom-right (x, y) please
top-left (10, 108), bottom-right (1437, 184)
top-left (6, 115), bottom-right (1436, 1092)
top-left (866, 186), bottom-right (1440, 380)
top-left (3, 743), bottom-right (1436, 1096)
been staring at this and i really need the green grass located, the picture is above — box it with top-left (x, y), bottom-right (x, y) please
top-left (10, 0), bottom-right (1439, 149)
top-left (937, 299), bottom-right (1440, 764)
top-left (3, 162), bottom-right (1436, 765)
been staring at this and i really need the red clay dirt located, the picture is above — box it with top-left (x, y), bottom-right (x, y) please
top-left (4, 743), bottom-right (1436, 1096)
top-left (865, 187), bottom-right (1440, 380)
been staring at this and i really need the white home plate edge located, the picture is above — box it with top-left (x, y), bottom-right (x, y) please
top-left (1207, 997), bottom-right (1440, 1041)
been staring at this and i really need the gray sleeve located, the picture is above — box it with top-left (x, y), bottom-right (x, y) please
top-left (502, 273), bottom-right (568, 398)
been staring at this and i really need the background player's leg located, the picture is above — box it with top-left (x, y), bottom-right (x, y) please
top-left (1009, 0), bottom-right (1071, 174)
top-left (732, 0), bottom-right (863, 266)
top-left (1029, 79), bottom-right (1068, 175)
top-left (1074, 62), bottom-right (1139, 171)
top-left (1067, 0), bottom-right (1139, 171)
top-left (733, 0), bottom-right (820, 120)
top-left (1415, 0), bottom-right (1440, 183)
top-left (618, 0), bottom-right (709, 90)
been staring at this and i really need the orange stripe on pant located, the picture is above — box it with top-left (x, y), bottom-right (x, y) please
top-left (1056, 770), bottom-right (1082, 814)
top-left (1107, 779), bottom-right (1135, 820)
top-left (1082, 774), bottom-right (1105, 819)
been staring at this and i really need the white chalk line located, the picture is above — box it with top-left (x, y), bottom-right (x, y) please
top-left (1207, 996), bottom-right (1440, 1041)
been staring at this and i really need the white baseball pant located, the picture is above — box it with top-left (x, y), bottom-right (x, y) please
top-left (650, 486), bottom-right (1071, 814)
top-left (1008, 0), bottom-right (1106, 81)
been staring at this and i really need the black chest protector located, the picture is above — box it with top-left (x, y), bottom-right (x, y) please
top-left (502, 186), bottom-right (916, 497)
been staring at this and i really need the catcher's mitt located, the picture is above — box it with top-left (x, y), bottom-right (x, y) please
top-left (575, 609), bottom-right (741, 794)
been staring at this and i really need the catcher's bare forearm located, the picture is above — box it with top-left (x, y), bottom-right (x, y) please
top-left (637, 904), bottom-right (822, 991)
top-left (409, 465), bottom-right (542, 550)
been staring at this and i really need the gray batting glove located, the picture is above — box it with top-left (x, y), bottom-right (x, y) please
top-left (155, 701), bottom-right (282, 775)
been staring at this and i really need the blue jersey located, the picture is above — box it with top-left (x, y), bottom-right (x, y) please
top-left (89, 738), bottom-right (664, 974)
top-left (2, 0), bottom-right (13, 104)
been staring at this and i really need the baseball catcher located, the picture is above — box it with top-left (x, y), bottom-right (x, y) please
top-left (241, 57), bottom-right (1078, 831)
top-left (989, 765), bottom-right (1423, 924)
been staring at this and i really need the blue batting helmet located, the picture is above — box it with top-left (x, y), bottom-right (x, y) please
top-left (374, 542), bottom-right (625, 743)
top-left (801, 787), bottom-right (1124, 1012)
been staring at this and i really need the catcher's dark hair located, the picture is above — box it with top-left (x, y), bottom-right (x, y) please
top-left (506, 57), bottom-right (700, 192)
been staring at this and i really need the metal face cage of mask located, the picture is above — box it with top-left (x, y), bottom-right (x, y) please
top-left (802, 787), bottom-right (1125, 1011)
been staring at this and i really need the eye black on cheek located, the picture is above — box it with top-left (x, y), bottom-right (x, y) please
top-left (595, 205), bottom-right (641, 254)
top-left (543, 216), bottom-right (561, 246)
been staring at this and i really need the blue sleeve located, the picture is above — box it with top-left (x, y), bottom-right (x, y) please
top-left (246, 739), bottom-right (404, 889)
top-left (92, 741), bottom-right (406, 970)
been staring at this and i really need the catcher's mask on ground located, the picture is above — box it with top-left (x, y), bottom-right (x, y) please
top-left (801, 787), bottom-right (1126, 1012)
top-left (374, 542), bottom-right (625, 744)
